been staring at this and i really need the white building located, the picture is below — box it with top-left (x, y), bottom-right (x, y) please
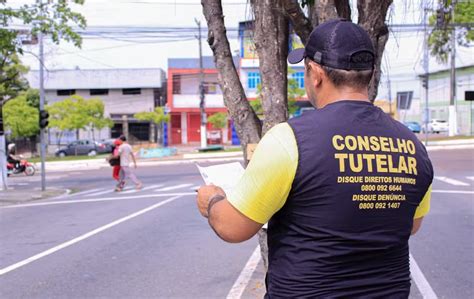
top-left (377, 65), bottom-right (474, 135)
top-left (27, 68), bottom-right (166, 144)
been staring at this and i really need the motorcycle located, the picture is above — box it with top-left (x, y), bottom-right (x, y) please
top-left (7, 159), bottom-right (36, 176)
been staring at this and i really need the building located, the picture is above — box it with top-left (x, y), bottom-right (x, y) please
top-left (377, 64), bottom-right (474, 135)
top-left (26, 68), bottom-right (166, 144)
top-left (238, 21), bottom-right (309, 110)
top-left (167, 57), bottom-right (235, 145)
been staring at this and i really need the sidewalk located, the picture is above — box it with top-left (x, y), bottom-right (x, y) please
top-left (37, 148), bottom-right (244, 172)
top-left (0, 187), bottom-right (68, 205)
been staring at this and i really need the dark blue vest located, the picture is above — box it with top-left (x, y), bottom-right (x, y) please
top-left (266, 101), bottom-right (433, 298)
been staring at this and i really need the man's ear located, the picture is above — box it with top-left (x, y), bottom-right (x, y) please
top-left (308, 62), bottom-right (323, 88)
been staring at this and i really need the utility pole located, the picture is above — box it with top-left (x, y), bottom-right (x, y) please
top-left (423, 7), bottom-right (430, 146)
top-left (0, 104), bottom-right (7, 191)
top-left (195, 19), bottom-right (207, 149)
top-left (448, 0), bottom-right (457, 136)
top-left (38, 0), bottom-right (46, 191)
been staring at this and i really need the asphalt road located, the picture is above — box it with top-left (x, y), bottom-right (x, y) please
top-left (1, 149), bottom-right (473, 298)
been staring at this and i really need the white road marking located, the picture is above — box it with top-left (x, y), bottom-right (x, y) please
top-left (0, 195), bottom-right (183, 276)
top-left (84, 189), bottom-right (116, 197)
top-left (410, 253), bottom-right (438, 299)
top-left (121, 184), bottom-right (163, 194)
top-left (466, 176), bottom-right (474, 182)
top-left (0, 192), bottom-right (195, 209)
top-left (69, 188), bottom-right (103, 197)
top-left (155, 183), bottom-right (192, 192)
top-left (432, 189), bottom-right (474, 195)
top-left (191, 185), bottom-right (201, 191)
top-left (226, 246), bottom-right (261, 299)
top-left (434, 176), bottom-right (470, 186)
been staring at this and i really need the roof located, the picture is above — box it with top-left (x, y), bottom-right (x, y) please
top-left (168, 56), bottom-right (240, 69)
top-left (26, 68), bottom-right (165, 90)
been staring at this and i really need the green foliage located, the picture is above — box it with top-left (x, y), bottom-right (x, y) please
top-left (25, 88), bottom-right (40, 109)
top-left (429, 1), bottom-right (474, 63)
top-left (0, 52), bottom-right (29, 102)
top-left (0, 0), bottom-right (86, 56)
top-left (3, 93), bottom-right (39, 138)
top-left (208, 112), bottom-right (228, 129)
top-left (1, 1), bottom-right (85, 103)
top-left (47, 95), bottom-right (111, 142)
top-left (84, 97), bottom-right (113, 131)
top-left (252, 67), bottom-right (304, 116)
top-left (134, 107), bottom-right (170, 125)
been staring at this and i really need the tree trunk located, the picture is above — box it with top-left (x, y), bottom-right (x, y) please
top-left (335, 0), bottom-right (351, 20)
top-left (315, 0), bottom-right (339, 24)
top-left (357, 0), bottom-right (392, 101)
top-left (201, 0), bottom-right (262, 161)
top-left (250, 0), bottom-right (290, 134)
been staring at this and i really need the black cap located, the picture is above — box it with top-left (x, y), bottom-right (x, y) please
top-left (288, 19), bottom-right (375, 71)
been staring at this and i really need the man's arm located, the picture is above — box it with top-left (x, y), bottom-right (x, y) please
top-left (130, 149), bottom-right (137, 168)
top-left (197, 185), bottom-right (262, 243)
top-left (411, 217), bottom-right (423, 235)
top-left (196, 123), bottom-right (298, 243)
top-left (411, 184), bottom-right (432, 235)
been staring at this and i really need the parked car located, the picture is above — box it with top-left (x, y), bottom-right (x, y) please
top-left (99, 138), bottom-right (116, 153)
top-left (55, 140), bottom-right (108, 157)
top-left (403, 121), bottom-right (421, 133)
top-left (427, 119), bottom-right (449, 134)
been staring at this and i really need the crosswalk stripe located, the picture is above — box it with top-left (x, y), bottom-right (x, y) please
top-left (434, 176), bottom-right (470, 186)
top-left (121, 184), bottom-right (163, 194)
top-left (70, 188), bottom-right (103, 197)
top-left (466, 176), bottom-right (474, 182)
top-left (155, 183), bottom-right (192, 192)
top-left (85, 189), bottom-right (116, 197)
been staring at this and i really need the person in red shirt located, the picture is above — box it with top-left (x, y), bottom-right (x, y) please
top-left (111, 139), bottom-right (123, 181)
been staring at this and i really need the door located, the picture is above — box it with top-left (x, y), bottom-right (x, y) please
top-left (188, 114), bottom-right (201, 142)
top-left (170, 114), bottom-right (182, 145)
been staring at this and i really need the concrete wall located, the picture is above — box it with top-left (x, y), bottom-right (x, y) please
top-left (44, 88), bottom-right (155, 144)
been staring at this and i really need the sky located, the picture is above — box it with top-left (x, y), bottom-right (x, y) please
top-left (11, 0), bottom-right (474, 82)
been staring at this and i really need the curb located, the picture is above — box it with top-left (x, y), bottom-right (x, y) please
top-left (0, 188), bottom-right (70, 206)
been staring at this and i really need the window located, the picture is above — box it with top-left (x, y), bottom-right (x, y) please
top-left (247, 72), bottom-right (261, 89)
top-left (90, 89), bottom-right (109, 96)
top-left (204, 82), bottom-right (219, 94)
top-left (172, 75), bottom-right (181, 94)
top-left (122, 88), bottom-right (141, 95)
top-left (291, 72), bottom-right (305, 88)
top-left (57, 89), bottom-right (76, 96)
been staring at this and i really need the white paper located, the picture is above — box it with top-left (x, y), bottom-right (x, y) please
top-left (196, 162), bottom-right (245, 195)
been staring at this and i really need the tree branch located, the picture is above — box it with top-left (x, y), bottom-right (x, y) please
top-left (335, 0), bottom-right (351, 20)
top-left (282, 0), bottom-right (312, 44)
top-left (357, 0), bottom-right (393, 101)
top-left (201, 0), bottom-right (262, 159)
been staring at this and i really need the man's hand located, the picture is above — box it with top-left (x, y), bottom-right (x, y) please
top-left (196, 185), bottom-right (226, 218)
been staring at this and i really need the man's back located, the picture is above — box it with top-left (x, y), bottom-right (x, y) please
top-left (119, 143), bottom-right (132, 167)
top-left (266, 101), bottom-right (433, 298)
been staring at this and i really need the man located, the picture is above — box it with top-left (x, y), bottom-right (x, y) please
top-left (196, 19), bottom-right (433, 298)
top-left (7, 143), bottom-right (20, 170)
top-left (115, 135), bottom-right (142, 192)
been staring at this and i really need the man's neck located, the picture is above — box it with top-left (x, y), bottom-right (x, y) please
top-left (318, 87), bottom-right (370, 109)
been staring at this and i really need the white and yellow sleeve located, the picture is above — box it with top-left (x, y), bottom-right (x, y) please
top-left (227, 123), bottom-right (298, 224)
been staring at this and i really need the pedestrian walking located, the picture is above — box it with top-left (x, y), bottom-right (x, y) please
top-left (196, 19), bottom-right (434, 298)
top-left (107, 138), bottom-right (122, 182)
top-left (115, 135), bottom-right (142, 192)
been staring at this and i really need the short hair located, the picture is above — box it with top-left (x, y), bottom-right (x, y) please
top-left (305, 58), bottom-right (373, 90)
top-left (119, 135), bottom-right (127, 142)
